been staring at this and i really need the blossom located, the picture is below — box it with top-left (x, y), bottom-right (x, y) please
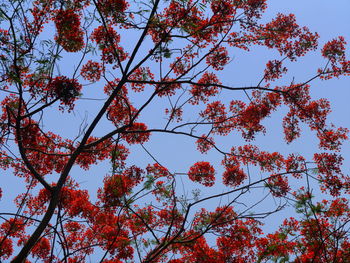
top-left (188, 161), bottom-right (216, 186)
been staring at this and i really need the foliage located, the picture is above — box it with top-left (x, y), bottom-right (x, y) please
top-left (0, 0), bottom-right (349, 262)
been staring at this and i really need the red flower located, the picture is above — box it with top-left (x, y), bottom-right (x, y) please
top-left (81, 60), bottom-right (103, 82)
top-left (264, 60), bottom-right (287, 81)
top-left (222, 165), bottom-right (246, 187)
top-left (190, 72), bottom-right (221, 104)
top-left (122, 122), bottom-right (150, 144)
top-left (31, 237), bottom-right (51, 260)
top-left (0, 237), bottom-right (13, 260)
top-left (206, 46), bottom-right (230, 71)
top-left (91, 25), bottom-right (127, 64)
top-left (322, 36), bottom-right (346, 62)
top-left (48, 76), bottom-right (82, 111)
top-left (267, 174), bottom-right (290, 197)
top-left (97, 0), bottom-right (128, 17)
top-left (196, 135), bottom-right (215, 154)
top-left (188, 161), bottom-right (216, 186)
top-left (54, 9), bottom-right (84, 52)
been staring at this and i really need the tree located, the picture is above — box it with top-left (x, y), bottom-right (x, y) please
top-left (0, 0), bottom-right (349, 262)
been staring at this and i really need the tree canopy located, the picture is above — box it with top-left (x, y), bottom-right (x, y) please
top-left (0, 0), bottom-right (349, 262)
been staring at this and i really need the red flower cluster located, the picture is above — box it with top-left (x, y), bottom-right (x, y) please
top-left (188, 161), bottom-right (216, 186)
top-left (80, 60), bottom-right (103, 82)
top-left (232, 144), bottom-right (285, 172)
top-left (122, 122), bottom-right (150, 144)
top-left (196, 135), bottom-right (215, 154)
top-left (156, 78), bottom-right (181, 97)
top-left (54, 9), bottom-right (84, 52)
top-left (322, 36), bottom-right (346, 63)
top-left (229, 91), bottom-right (281, 140)
top-left (264, 60), bottom-right (288, 81)
top-left (190, 72), bottom-right (221, 105)
top-left (30, 237), bottom-right (51, 261)
top-left (170, 56), bottom-right (192, 76)
top-left (100, 173), bottom-right (134, 206)
top-left (165, 107), bottom-right (183, 122)
top-left (76, 137), bottom-right (114, 170)
top-left (105, 80), bottom-right (138, 126)
top-left (12, 119), bottom-right (72, 178)
top-left (146, 163), bottom-right (172, 179)
top-left (206, 46), bottom-right (230, 71)
top-left (285, 154), bottom-right (306, 178)
top-left (267, 174), bottom-right (290, 197)
top-left (97, 0), bottom-right (128, 18)
top-left (320, 36), bottom-right (350, 79)
top-left (129, 67), bottom-right (154, 92)
top-left (313, 152), bottom-right (348, 196)
top-left (211, 0), bottom-right (235, 17)
top-left (48, 76), bottom-right (82, 111)
top-left (259, 13), bottom-right (319, 60)
top-left (200, 101), bottom-right (229, 135)
top-left (91, 25), bottom-right (127, 64)
top-left (222, 165), bottom-right (247, 187)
